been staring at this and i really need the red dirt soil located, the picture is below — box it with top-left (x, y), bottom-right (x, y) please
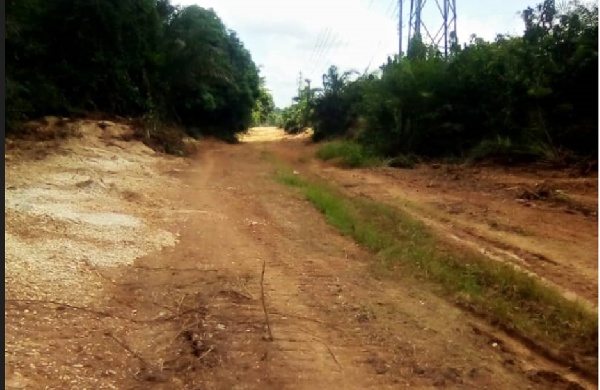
top-left (264, 128), bottom-right (598, 308)
top-left (5, 123), bottom-right (596, 389)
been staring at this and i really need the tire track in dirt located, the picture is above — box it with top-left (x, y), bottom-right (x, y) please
top-left (245, 129), bottom-right (595, 389)
top-left (94, 143), bottom-right (386, 389)
top-left (179, 146), bottom-right (389, 389)
top-left (154, 138), bottom-right (593, 389)
top-left (306, 158), bottom-right (598, 307)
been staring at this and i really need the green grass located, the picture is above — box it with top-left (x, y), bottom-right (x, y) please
top-left (273, 165), bottom-right (598, 379)
top-left (315, 140), bottom-right (382, 168)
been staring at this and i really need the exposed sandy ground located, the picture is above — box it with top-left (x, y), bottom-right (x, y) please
top-left (5, 123), bottom-right (596, 389)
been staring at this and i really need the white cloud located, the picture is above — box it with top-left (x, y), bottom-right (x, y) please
top-left (175, 0), bottom-right (529, 107)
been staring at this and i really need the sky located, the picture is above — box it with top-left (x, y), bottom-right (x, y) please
top-left (175, 0), bottom-right (530, 108)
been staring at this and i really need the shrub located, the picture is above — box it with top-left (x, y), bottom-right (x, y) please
top-left (316, 141), bottom-right (381, 168)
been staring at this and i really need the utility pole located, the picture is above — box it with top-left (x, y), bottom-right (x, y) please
top-left (304, 78), bottom-right (312, 127)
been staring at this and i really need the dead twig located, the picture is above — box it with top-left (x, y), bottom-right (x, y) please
top-left (81, 258), bottom-right (119, 285)
top-left (105, 331), bottom-right (151, 368)
top-left (176, 294), bottom-right (186, 315)
top-left (105, 331), bottom-right (168, 382)
top-left (324, 343), bottom-right (342, 370)
top-left (133, 265), bottom-right (219, 272)
top-left (5, 299), bottom-right (206, 324)
top-left (168, 319), bottom-right (199, 348)
top-left (143, 307), bottom-right (208, 323)
top-left (198, 346), bottom-right (214, 360)
top-left (7, 298), bottom-right (126, 320)
top-left (260, 259), bottom-right (273, 341)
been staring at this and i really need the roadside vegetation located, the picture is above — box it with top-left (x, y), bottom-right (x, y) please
top-left (282, 1), bottom-right (597, 168)
top-left (270, 159), bottom-right (597, 379)
top-left (278, 2), bottom-right (598, 374)
top-left (6, 0), bottom-right (277, 151)
top-left (315, 141), bottom-right (381, 168)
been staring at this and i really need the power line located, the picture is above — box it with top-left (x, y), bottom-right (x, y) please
top-left (305, 28), bottom-right (327, 73)
top-left (314, 29), bottom-right (333, 69)
top-left (317, 33), bottom-right (344, 80)
top-left (311, 29), bottom-right (326, 59)
top-left (320, 37), bottom-right (348, 79)
top-left (308, 28), bottom-right (330, 77)
top-left (385, 0), bottom-right (397, 18)
top-left (306, 0), bottom-right (415, 87)
top-left (309, 29), bottom-right (336, 80)
top-left (392, 1), bottom-right (399, 18)
top-left (321, 0), bottom-right (396, 83)
top-left (365, 37), bottom-right (384, 73)
top-left (315, 31), bottom-right (337, 67)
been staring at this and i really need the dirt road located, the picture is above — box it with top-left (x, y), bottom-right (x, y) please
top-left (5, 123), bottom-right (595, 389)
top-left (260, 128), bottom-right (598, 308)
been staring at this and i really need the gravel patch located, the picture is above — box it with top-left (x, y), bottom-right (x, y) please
top-left (5, 124), bottom-right (182, 302)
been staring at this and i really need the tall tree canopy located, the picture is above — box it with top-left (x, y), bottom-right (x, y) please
top-left (6, 0), bottom-right (262, 140)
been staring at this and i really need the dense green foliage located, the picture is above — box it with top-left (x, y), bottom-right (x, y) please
top-left (251, 76), bottom-right (279, 126)
top-left (315, 140), bottom-right (381, 168)
top-left (6, 0), bottom-right (272, 140)
top-left (279, 81), bottom-right (320, 134)
top-left (290, 1), bottom-right (598, 164)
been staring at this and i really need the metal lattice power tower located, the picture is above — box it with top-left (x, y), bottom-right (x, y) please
top-left (399, 0), bottom-right (458, 57)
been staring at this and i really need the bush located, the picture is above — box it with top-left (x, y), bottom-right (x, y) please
top-left (130, 116), bottom-right (194, 156)
top-left (468, 136), bottom-right (540, 165)
top-left (316, 141), bottom-right (381, 168)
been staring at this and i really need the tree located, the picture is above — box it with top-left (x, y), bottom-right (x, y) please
top-left (295, 1), bottom-right (597, 162)
top-left (162, 6), bottom-right (259, 137)
top-left (6, 0), bottom-right (262, 141)
top-left (281, 79), bottom-right (320, 134)
top-left (252, 75), bottom-right (276, 126)
top-left (311, 66), bottom-right (359, 141)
